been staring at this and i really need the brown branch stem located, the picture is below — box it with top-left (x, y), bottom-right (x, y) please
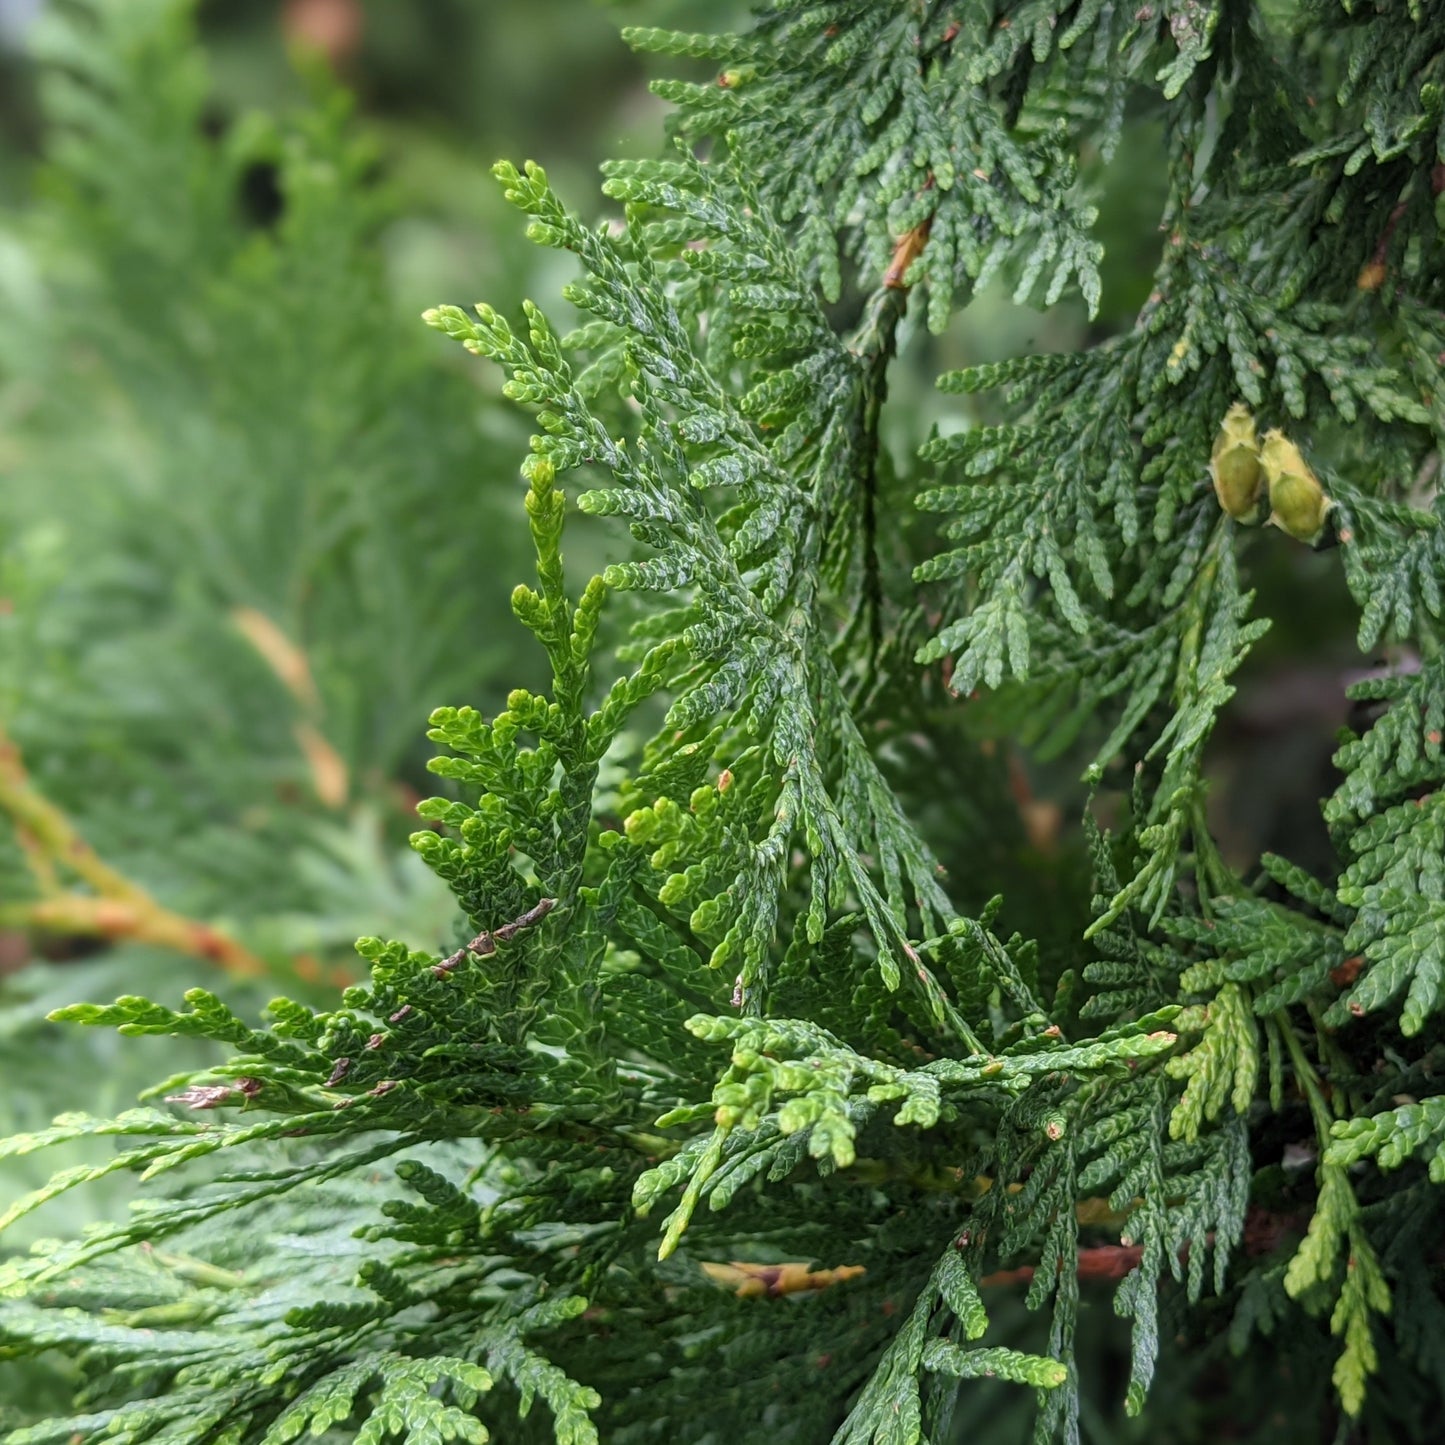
top-left (0, 725), bottom-right (271, 977)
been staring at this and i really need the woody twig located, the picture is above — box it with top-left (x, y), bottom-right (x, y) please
top-left (231, 607), bottom-right (349, 809)
top-left (431, 897), bottom-right (557, 977)
top-left (0, 723), bottom-right (270, 977)
top-left (1357, 165), bottom-right (1445, 292)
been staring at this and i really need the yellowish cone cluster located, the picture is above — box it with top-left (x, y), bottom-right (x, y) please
top-left (1260, 428), bottom-right (1334, 544)
top-left (1209, 402), bottom-right (1266, 525)
top-left (1207, 404), bottom-right (1334, 545)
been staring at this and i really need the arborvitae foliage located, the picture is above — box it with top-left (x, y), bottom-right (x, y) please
top-left (3, 1), bottom-right (1445, 1442)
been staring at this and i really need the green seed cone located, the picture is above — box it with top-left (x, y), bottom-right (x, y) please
top-left (1209, 403), bottom-right (1265, 524)
top-left (1261, 429), bottom-right (1332, 544)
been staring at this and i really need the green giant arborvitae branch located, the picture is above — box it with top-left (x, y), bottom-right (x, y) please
top-left (2, 1), bottom-right (1445, 1442)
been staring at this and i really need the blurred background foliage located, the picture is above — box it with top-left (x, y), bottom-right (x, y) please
top-left (0, 0), bottom-right (1371, 1430)
top-left (0, 0), bottom-right (729, 1252)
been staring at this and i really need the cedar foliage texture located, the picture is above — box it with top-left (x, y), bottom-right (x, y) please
top-left (3, 1), bottom-right (1445, 1442)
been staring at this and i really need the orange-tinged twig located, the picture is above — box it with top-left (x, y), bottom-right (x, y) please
top-left (884, 218), bottom-right (932, 289)
top-left (0, 724), bottom-right (270, 977)
top-left (980, 1243), bottom-right (1146, 1290)
top-left (979, 1206), bottom-right (1307, 1291)
top-left (1356, 200), bottom-right (1407, 292)
top-left (701, 1261), bottom-right (866, 1299)
top-left (231, 606), bottom-right (322, 712)
top-left (14, 895), bottom-right (269, 976)
top-left (293, 720), bottom-right (349, 810)
top-left (232, 606), bottom-right (350, 808)
top-left (1, 729), bottom-right (151, 907)
top-left (1006, 749), bottom-right (1064, 855)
